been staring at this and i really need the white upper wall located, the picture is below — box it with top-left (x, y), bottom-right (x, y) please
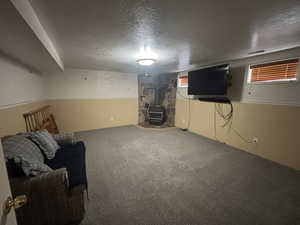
top-left (178, 47), bottom-right (300, 106)
top-left (0, 55), bottom-right (138, 109)
top-left (0, 55), bottom-right (45, 109)
top-left (1, 46), bottom-right (299, 107)
top-left (45, 68), bottom-right (138, 99)
top-left (233, 47), bottom-right (300, 106)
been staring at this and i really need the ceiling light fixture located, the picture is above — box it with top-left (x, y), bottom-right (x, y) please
top-left (136, 46), bottom-right (157, 66)
top-left (136, 58), bottom-right (157, 66)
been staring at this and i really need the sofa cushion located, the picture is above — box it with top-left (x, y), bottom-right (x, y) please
top-left (2, 135), bottom-right (52, 176)
top-left (45, 141), bottom-right (87, 189)
top-left (52, 133), bottom-right (77, 145)
top-left (29, 130), bottom-right (60, 160)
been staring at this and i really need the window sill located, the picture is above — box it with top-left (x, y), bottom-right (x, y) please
top-left (248, 79), bottom-right (298, 85)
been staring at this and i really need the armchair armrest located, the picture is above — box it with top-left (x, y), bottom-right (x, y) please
top-left (10, 168), bottom-right (69, 194)
top-left (9, 168), bottom-right (72, 225)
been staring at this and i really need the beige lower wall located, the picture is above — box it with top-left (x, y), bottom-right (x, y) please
top-left (175, 99), bottom-right (300, 170)
top-left (0, 98), bottom-right (138, 135)
top-left (47, 98), bottom-right (138, 133)
top-left (0, 101), bottom-right (47, 137)
top-left (2, 98), bottom-right (298, 169)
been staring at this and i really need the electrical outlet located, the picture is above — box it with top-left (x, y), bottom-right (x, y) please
top-left (252, 137), bottom-right (258, 143)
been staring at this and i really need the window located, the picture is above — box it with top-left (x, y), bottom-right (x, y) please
top-left (178, 75), bottom-right (188, 87)
top-left (249, 58), bottom-right (299, 83)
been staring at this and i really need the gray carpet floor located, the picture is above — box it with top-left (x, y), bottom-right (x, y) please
top-left (77, 125), bottom-right (300, 225)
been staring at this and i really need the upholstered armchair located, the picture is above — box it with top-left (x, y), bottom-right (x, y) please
top-left (9, 168), bottom-right (85, 225)
top-left (4, 138), bottom-right (87, 225)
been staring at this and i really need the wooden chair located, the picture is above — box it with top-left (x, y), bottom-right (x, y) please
top-left (23, 105), bottom-right (59, 134)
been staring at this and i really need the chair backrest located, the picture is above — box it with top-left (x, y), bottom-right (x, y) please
top-left (23, 105), bottom-right (59, 134)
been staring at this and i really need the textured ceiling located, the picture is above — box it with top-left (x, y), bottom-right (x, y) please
top-left (27, 0), bottom-right (300, 73)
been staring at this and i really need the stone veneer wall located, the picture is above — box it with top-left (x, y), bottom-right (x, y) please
top-left (138, 73), bottom-right (177, 127)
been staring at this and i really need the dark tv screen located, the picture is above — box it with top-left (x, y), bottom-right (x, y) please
top-left (188, 64), bottom-right (229, 95)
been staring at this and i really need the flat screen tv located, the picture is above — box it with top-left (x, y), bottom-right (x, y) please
top-left (188, 64), bottom-right (229, 96)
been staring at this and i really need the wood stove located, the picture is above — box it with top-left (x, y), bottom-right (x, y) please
top-left (138, 73), bottom-right (177, 128)
top-left (148, 105), bottom-right (166, 125)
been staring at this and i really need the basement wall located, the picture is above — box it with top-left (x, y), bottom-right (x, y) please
top-left (45, 69), bottom-right (138, 132)
top-left (175, 47), bottom-right (300, 170)
top-left (0, 54), bottom-right (46, 137)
